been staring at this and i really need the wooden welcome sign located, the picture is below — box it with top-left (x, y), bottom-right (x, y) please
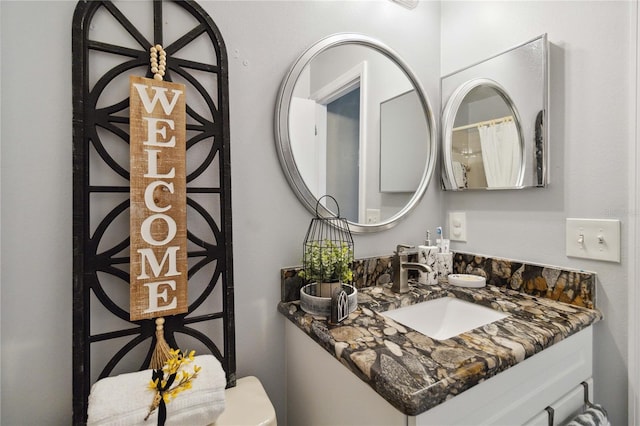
top-left (129, 75), bottom-right (188, 321)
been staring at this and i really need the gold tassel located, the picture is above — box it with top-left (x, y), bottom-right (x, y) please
top-left (149, 317), bottom-right (172, 370)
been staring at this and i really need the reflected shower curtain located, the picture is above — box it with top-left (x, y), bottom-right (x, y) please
top-left (478, 121), bottom-right (521, 188)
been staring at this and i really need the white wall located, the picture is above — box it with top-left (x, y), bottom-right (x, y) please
top-left (0, 1), bottom-right (4, 421)
top-left (0, 1), bottom-right (442, 424)
top-left (1, 1), bottom-right (75, 424)
top-left (441, 2), bottom-right (633, 425)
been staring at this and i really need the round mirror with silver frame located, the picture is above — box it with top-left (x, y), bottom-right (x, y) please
top-left (442, 78), bottom-right (525, 190)
top-left (274, 33), bottom-right (437, 233)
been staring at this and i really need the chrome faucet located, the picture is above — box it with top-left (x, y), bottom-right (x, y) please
top-left (391, 244), bottom-right (432, 293)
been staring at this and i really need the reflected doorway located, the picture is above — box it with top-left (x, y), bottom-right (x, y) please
top-left (326, 88), bottom-right (360, 222)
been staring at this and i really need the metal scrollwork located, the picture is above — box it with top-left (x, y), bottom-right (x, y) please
top-left (72, 1), bottom-right (234, 423)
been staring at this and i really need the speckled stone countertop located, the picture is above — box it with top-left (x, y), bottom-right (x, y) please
top-left (278, 281), bottom-right (602, 416)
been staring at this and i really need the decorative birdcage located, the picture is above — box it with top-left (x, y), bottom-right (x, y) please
top-left (302, 195), bottom-right (354, 299)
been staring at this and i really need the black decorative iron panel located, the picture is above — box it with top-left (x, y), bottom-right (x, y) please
top-left (72, 1), bottom-right (234, 424)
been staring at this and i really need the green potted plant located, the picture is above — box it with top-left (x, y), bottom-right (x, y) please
top-left (301, 240), bottom-right (353, 298)
top-left (298, 195), bottom-right (357, 317)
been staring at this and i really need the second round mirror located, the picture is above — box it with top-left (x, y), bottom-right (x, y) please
top-left (443, 79), bottom-right (524, 189)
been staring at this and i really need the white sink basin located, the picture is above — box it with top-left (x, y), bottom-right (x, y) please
top-left (381, 297), bottom-right (510, 340)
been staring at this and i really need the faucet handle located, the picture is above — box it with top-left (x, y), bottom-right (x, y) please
top-left (395, 244), bottom-right (413, 254)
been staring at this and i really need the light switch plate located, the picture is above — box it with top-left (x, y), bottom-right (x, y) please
top-left (366, 209), bottom-right (380, 224)
top-left (449, 211), bottom-right (467, 242)
top-left (565, 218), bottom-right (620, 262)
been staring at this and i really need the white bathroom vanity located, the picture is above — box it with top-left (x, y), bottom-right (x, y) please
top-left (281, 282), bottom-right (600, 425)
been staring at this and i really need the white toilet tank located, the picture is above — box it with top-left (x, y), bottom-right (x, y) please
top-left (213, 376), bottom-right (277, 426)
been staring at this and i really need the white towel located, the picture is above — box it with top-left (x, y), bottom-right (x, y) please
top-left (87, 355), bottom-right (226, 426)
top-left (565, 404), bottom-right (610, 426)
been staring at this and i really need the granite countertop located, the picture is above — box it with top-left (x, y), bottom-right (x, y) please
top-left (277, 281), bottom-right (602, 416)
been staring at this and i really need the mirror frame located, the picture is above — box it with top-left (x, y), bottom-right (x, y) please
top-left (274, 33), bottom-right (437, 233)
top-left (442, 78), bottom-right (525, 190)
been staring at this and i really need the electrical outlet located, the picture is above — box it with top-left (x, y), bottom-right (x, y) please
top-left (366, 209), bottom-right (380, 224)
top-left (449, 211), bottom-right (467, 242)
top-left (565, 218), bottom-right (620, 262)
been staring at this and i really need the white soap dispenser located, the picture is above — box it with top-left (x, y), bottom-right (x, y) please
top-left (435, 226), bottom-right (453, 282)
top-left (418, 230), bottom-right (438, 284)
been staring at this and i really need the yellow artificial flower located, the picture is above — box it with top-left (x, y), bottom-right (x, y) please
top-left (146, 348), bottom-right (202, 421)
